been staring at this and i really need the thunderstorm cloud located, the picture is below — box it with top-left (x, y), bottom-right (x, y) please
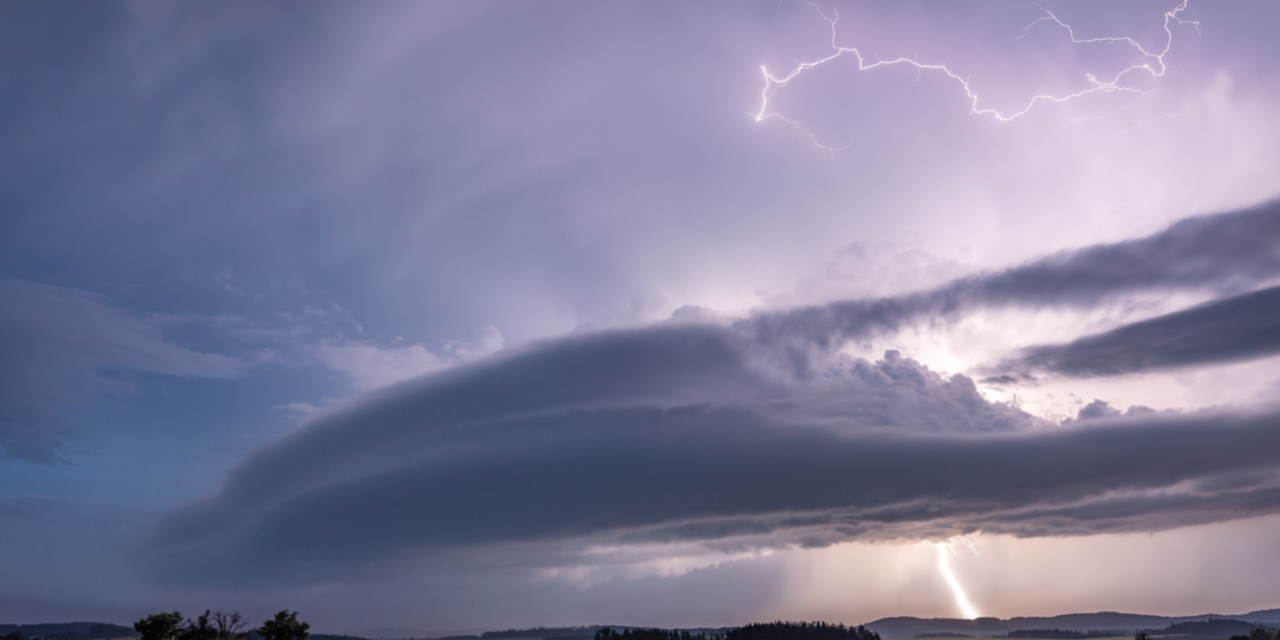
top-left (746, 199), bottom-right (1280, 362)
top-left (147, 202), bottom-right (1280, 587)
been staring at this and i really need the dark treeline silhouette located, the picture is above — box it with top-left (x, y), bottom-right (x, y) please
top-left (596, 629), bottom-right (711, 640)
top-left (595, 622), bottom-right (880, 640)
top-left (1226, 629), bottom-right (1280, 640)
top-left (134, 611), bottom-right (306, 640)
top-left (727, 622), bottom-right (879, 640)
top-left (1153, 621), bottom-right (1272, 639)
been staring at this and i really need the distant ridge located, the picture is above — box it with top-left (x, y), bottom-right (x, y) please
top-left (1245, 612), bottom-right (1280, 625)
top-left (865, 611), bottom-right (1280, 639)
top-left (0, 623), bottom-right (136, 640)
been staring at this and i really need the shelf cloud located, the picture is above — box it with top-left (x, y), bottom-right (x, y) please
top-left (146, 203), bottom-right (1280, 586)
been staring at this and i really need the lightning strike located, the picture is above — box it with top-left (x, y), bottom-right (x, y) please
top-left (755, 1), bottom-right (1200, 153)
top-left (935, 539), bottom-right (981, 620)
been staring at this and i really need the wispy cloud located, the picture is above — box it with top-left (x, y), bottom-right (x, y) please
top-left (0, 278), bottom-right (241, 463)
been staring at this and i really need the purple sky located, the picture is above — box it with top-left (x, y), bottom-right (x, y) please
top-left (3, 0), bottom-right (1280, 635)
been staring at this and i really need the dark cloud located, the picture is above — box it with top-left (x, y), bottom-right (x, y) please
top-left (146, 202), bottom-right (1280, 587)
top-left (963, 200), bottom-right (1280, 304)
top-left (0, 278), bottom-right (241, 463)
top-left (988, 285), bottom-right (1280, 380)
top-left (743, 199), bottom-right (1280, 361)
top-left (144, 316), bottom-right (1280, 587)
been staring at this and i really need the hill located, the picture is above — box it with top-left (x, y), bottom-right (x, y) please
top-left (0, 623), bottom-right (136, 640)
top-left (864, 612), bottom-right (1280, 640)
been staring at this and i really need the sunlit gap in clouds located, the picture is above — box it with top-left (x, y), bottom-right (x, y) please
top-left (935, 538), bottom-right (981, 620)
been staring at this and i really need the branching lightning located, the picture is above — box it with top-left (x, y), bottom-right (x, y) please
top-left (935, 538), bottom-right (980, 620)
top-left (754, 1), bottom-right (1200, 153)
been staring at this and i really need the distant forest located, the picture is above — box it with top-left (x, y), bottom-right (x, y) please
top-left (594, 622), bottom-right (881, 640)
top-left (447, 622), bottom-right (881, 640)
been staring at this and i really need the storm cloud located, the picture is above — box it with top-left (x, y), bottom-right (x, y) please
top-left (146, 312), bottom-right (1280, 587)
top-left (145, 202), bottom-right (1280, 587)
top-left (746, 198), bottom-right (1280, 361)
top-left (990, 285), bottom-right (1280, 379)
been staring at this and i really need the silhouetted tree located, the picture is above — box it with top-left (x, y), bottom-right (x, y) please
top-left (179, 612), bottom-right (216, 640)
top-left (212, 612), bottom-right (248, 640)
top-left (136, 613), bottom-right (185, 640)
top-left (258, 612), bottom-right (309, 640)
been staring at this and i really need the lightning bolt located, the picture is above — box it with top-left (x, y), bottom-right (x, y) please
top-left (935, 538), bottom-right (980, 620)
top-left (754, 1), bottom-right (1201, 154)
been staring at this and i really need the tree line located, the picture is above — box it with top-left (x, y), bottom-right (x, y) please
top-left (134, 611), bottom-right (309, 640)
top-left (595, 622), bottom-right (881, 640)
top-left (1225, 629), bottom-right (1280, 640)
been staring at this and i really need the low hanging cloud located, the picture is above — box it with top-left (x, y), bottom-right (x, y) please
top-left (0, 278), bottom-right (241, 463)
top-left (145, 335), bottom-right (1280, 587)
top-left (146, 201), bottom-right (1280, 587)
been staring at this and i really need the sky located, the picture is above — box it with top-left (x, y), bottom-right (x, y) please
top-left (3, 0), bottom-right (1280, 635)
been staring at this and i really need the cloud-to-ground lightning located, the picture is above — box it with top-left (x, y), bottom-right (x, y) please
top-left (755, 1), bottom-right (1200, 153)
top-left (935, 538), bottom-right (981, 620)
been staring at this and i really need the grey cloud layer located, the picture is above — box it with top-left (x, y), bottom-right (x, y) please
top-left (0, 279), bottom-right (240, 462)
top-left (745, 199), bottom-right (1280, 362)
top-left (145, 322), bottom-right (1040, 584)
top-left (147, 331), bottom-right (1280, 586)
top-left (145, 202), bottom-right (1280, 585)
top-left (991, 285), bottom-right (1280, 380)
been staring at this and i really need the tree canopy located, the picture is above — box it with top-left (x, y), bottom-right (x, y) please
top-left (257, 611), bottom-right (310, 640)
